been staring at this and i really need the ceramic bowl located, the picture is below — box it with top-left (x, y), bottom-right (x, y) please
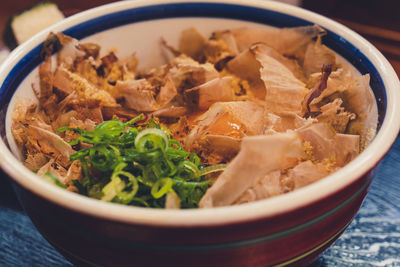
top-left (0, 0), bottom-right (399, 266)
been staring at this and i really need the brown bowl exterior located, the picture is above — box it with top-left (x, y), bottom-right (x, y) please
top-left (12, 164), bottom-right (376, 267)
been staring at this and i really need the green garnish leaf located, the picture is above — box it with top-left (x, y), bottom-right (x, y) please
top-left (151, 178), bottom-right (173, 199)
top-left (44, 172), bottom-right (66, 189)
top-left (58, 116), bottom-right (226, 209)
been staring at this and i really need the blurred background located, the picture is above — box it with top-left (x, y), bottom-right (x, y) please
top-left (303, 0), bottom-right (400, 76)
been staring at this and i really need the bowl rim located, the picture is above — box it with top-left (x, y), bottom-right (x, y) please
top-left (0, 0), bottom-right (399, 227)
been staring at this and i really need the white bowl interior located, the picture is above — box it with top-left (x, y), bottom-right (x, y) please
top-left (0, 0), bottom-right (399, 226)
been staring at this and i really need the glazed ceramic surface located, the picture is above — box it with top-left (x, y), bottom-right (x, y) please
top-left (0, 1), bottom-right (399, 266)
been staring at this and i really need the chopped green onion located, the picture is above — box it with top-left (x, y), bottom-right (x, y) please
top-left (44, 172), bottom-right (66, 189)
top-left (125, 114), bottom-right (145, 126)
top-left (189, 153), bottom-right (201, 166)
top-left (135, 128), bottom-right (169, 152)
top-left (101, 176), bottom-right (125, 202)
top-left (177, 160), bottom-right (200, 179)
top-left (198, 164), bottom-right (227, 176)
top-left (72, 180), bottom-right (86, 194)
top-left (59, 118), bottom-right (222, 209)
top-left (151, 178), bottom-right (173, 199)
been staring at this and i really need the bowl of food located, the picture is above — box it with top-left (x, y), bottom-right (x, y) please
top-left (0, 0), bottom-right (399, 266)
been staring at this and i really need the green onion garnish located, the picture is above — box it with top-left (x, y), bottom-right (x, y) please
top-left (44, 172), bottom-right (66, 189)
top-left (57, 115), bottom-right (225, 208)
